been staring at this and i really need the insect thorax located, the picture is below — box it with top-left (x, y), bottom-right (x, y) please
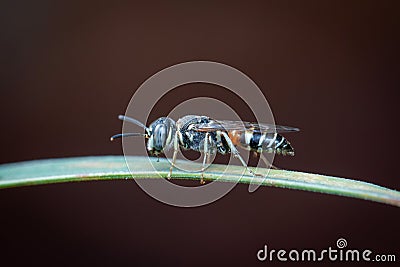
top-left (176, 115), bottom-right (230, 154)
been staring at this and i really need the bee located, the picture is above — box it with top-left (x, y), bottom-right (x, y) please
top-left (111, 115), bottom-right (299, 184)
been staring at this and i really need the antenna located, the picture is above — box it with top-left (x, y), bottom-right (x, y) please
top-left (118, 115), bottom-right (148, 130)
top-left (110, 133), bottom-right (147, 141)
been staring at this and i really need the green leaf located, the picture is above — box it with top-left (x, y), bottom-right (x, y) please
top-left (0, 156), bottom-right (399, 207)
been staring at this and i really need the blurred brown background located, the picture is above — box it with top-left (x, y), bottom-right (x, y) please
top-left (0, 1), bottom-right (399, 266)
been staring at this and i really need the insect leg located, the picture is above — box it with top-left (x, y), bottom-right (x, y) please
top-left (168, 131), bottom-right (179, 179)
top-left (220, 132), bottom-right (264, 177)
top-left (259, 153), bottom-right (279, 170)
top-left (200, 132), bottom-right (211, 184)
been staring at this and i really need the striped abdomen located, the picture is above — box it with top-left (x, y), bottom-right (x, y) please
top-left (228, 130), bottom-right (294, 156)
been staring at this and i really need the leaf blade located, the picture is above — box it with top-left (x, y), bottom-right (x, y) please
top-left (0, 156), bottom-right (399, 207)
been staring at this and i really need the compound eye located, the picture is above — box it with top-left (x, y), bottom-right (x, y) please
top-left (154, 124), bottom-right (167, 151)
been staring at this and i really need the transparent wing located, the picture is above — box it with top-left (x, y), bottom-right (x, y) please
top-left (193, 120), bottom-right (299, 133)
